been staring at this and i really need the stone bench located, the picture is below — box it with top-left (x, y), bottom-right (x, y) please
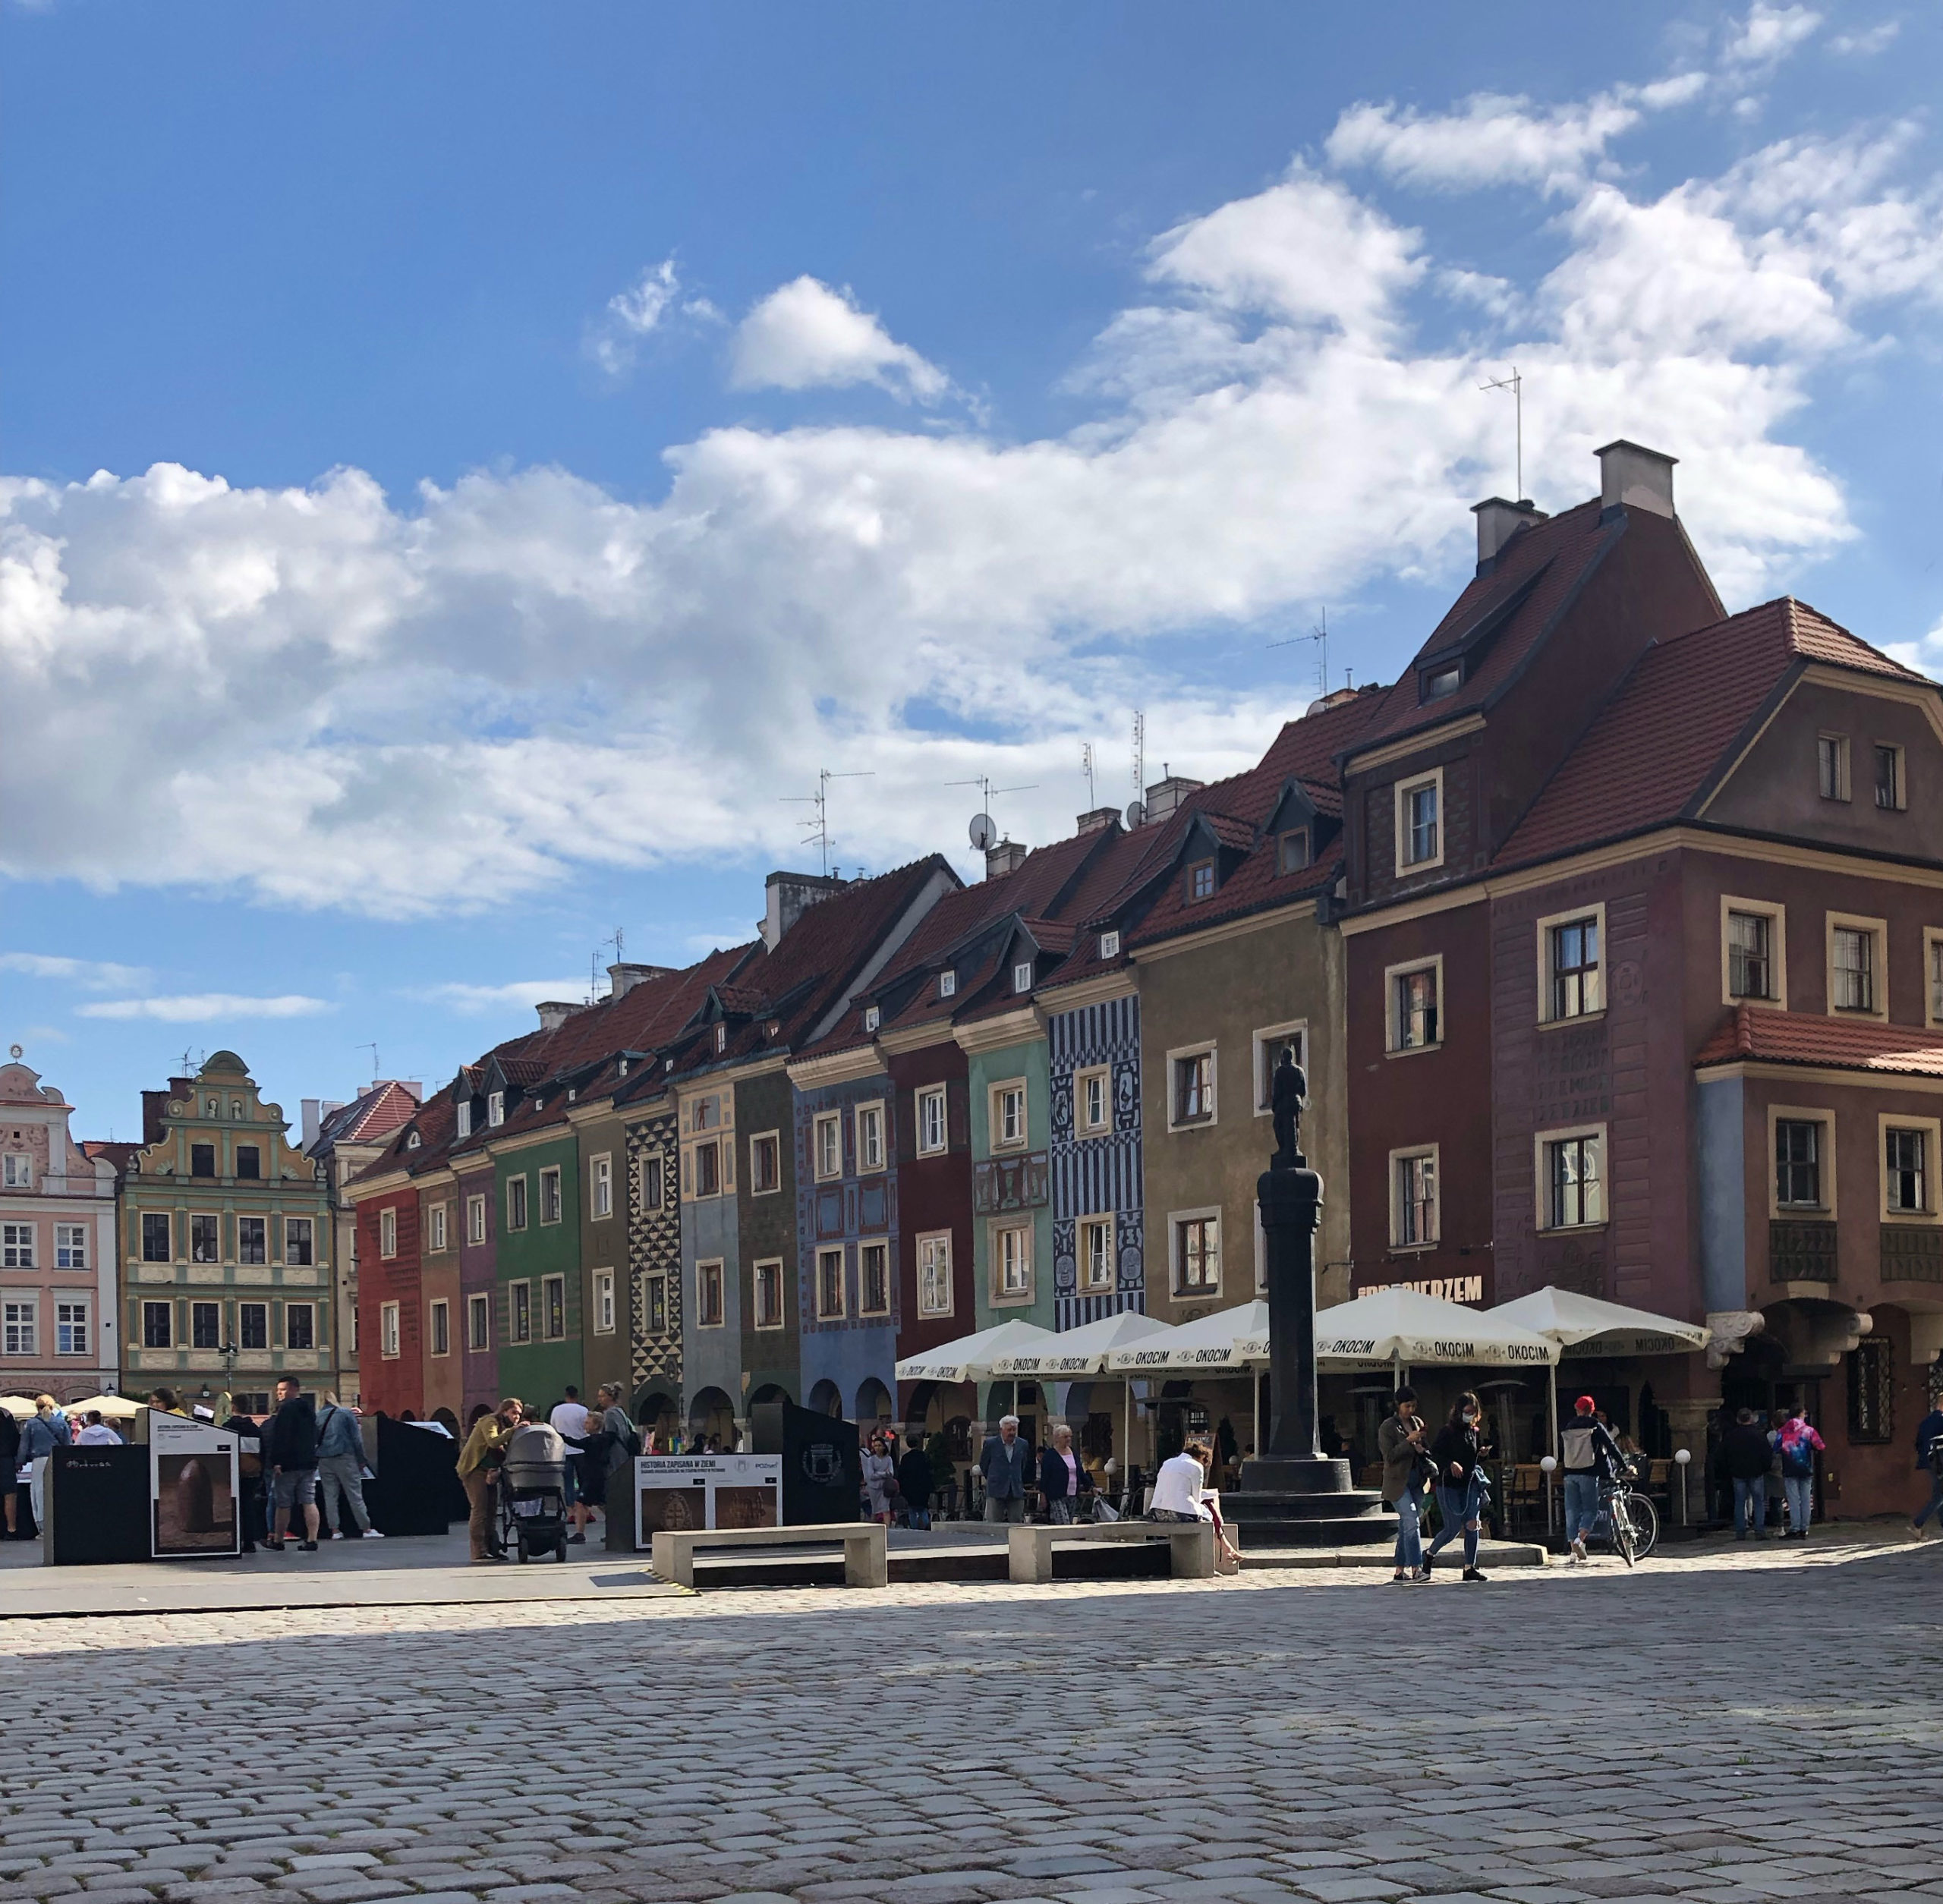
top-left (649, 1521), bottom-right (887, 1589)
top-left (1007, 1516), bottom-right (1219, 1584)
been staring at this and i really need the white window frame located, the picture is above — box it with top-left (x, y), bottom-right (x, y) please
top-left (643, 1270), bottom-right (669, 1336)
top-left (1252, 1021), bottom-right (1307, 1113)
top-left (466, 1193), bottom-right (487, 1246)
top-left (592, 1267), bottom-right (616, 1334)
top-left (1385, 955), bottom-right (1442, 1055)
top-left (590, 1153), bottom-right (613, 1220)
top-left (815, 1246), bottom-right (847, 1321)
top-left (467, 1291), bottom-right (491, 1352)
top-left (379, 1300), bottom-right (402, 1360)
top-left (1768, 1104), bottom-right (1838, 1219)
top-left (140, 1211), bottom-right (173, 1264)
top-left (1185, 859), bottom-right (1217, 905)
top-left (285, 1216), bottom-right (315, 1267)
top-left (428, 1298), bottom-right (451, 1359)
top-left (378, 1207), bottom-right (398, 1260)
top-left (1880, 1115), bottom-right (1941, 1223)
top-left (1535, 1123), bottom-right (1608, 1232)
top-left (1013, 960), bottom-right (1034, 995)
top-left (1165, 1042), bottom-right (1217, 1131)
top-left (538, 1166), bottom-right (562, 1226)
top-left (990, 1221), bottom-right (1034, 1305)
top-left (1169, 1207), bottom-right (1221, 1299)
top-left (1826, 911), bottom-right (1888, 1020)
top-left (1927, 927), bottom-right (1943, 1030)
top-left (1873, 740), bottom-right (1906, 811)
top-left (54, 1223), bottom-right (87, 1271)
top-left (237, 1214), bottom-right (267, 1267)
top-left (487, 1090), bottom-right (505, 1128)
top-left (2, 1298), bottom-right (37, 1358)
top-left (0, 1223), bottom-right (33, 1270)
top-left (54, 1298), bottom-right (88, 1358)
top-left (751, 1257), bottom-right (784, 1332)
top-left (749, 1129), bottom-right (782, 1196)
top-left (0, 1155), bottom-right (31, 1190)
top-left (540, 1271), bottom-right (566, 1341)
top-left (1720, 895), bottom-right (1787, 1009)
top-left (142, 1300), bottom-right (173, 1350)
top-left (917, 1231), bottom-right (953, 1317)
top-left (858, 1238), bottom-right (891, 1317)
top-left (455, 1100), bottom-right (472, 1141)
top-left (916, 1086), bottom-right (949, 1157)
top-left (1817, 731), bottom-right (1851, 802)
top-left (429, 1203), bottom-right (449, 1253)
top-left (1079, 1213), bottom-right (1115, 1292)
top-left (1075, 1064), bottom-right (1112, 1138)
top-left (864, 1004), bottom-right (881, 1034)
top-left (939, 971), bottom-right (956, 999)
top-left (1390, 1145), bottom-right (1440, 1251)
top-left (1394, 768), bottom-right (1445, 873)
top-left (509, 1279), bottom-right (533, 1343)
top-left (694, 1259), bottom-right (725, 1329)
top-left (990, 1080), bottom-right (1028, 1152)
top-left (689, 1137), bottom-right (723, 1200)
top-left (505, 1175), bottom-right (529, 1232)
top-left (1277, 828), bottom-right (1311, 876)
top-left (284, 1301), bottom-right (316, 1352)
top-left (190, 1298), bottom-right (222, 1352)
top-left (239, 1301), bottom-right (269, 1352)
top-left (814, 1111), bottom-right (843, 1182)
top-left (855, 1100), bottom-right (886, 1174)
top-left (1099, 930), bottom-right (1121, 959)
top-left (1536, 902), bottom-right (1605, 1024)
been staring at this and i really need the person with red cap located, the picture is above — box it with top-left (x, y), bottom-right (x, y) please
top-left (1559, 1394), bottom-right (1623, 1564)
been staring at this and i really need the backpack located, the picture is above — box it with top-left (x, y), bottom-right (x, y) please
top-left (1778, 1430), bottom-right (1815, 1479)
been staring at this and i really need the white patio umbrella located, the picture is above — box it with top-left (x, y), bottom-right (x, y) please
top-left (1489, 1287), bottom-right (1712, 1503)
top-left (895, 1317), bottom-right (1057, 1386)
top-left (1104, 1301), bottom-right (1271, 1463)
top-left (1314, 1287), bottom-right (1559, 1371)
top-left (992, 1309), bottom-right (1172, 1482)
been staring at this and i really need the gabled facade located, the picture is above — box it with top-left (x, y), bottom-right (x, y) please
top-left (119, 1051), bottom-right (333, 1411)
top-left (0, 1055), bottom-right (118, 1402)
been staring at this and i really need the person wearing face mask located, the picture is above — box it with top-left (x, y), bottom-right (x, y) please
top-left (1425, 1391), bottom-right (1491, 1582)
top-left (1378, 1388), bottom-right (1431, 1585)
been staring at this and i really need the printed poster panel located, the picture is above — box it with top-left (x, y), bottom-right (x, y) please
top-left (633, 1454), bottom-right (781, 1547)
top-left (150, 1412), bottom-right (242, 1559)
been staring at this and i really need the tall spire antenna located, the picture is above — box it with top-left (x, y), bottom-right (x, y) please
top-left (1081, 742), bottom-right (1096, 810)
top-left (1131, 710), bottom-right (1146, 798)
top-left (781, 768), bottom-right (874, 876)
top-left (1480, 364), bottom-right (1524, 499)
top-left (1267, 607), bottom-right (1330, 699)
top-left (359, 1040), bottom-right (380, 1079)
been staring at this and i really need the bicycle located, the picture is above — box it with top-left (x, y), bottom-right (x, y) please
top-left (1598, 1462), bottom-right (1659, 1567)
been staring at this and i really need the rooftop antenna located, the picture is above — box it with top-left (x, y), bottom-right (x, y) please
top-left (780, 768), bottom-right (874, 876)
top-left (1267, 606), bottom-right (1330, 699)
top-left (1131, 710), bottom-right (1145, 795)
top-left (358, 1040), bottom-right (381, 1080)
top-left (945, 772), bottom-right (1041, 850)
top-left (1081, 742), bottom-right (1096, 810)
top-left (1480, 364), bottom-right (1524, 501)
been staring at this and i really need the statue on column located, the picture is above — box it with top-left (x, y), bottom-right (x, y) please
top-left (1271, 1043), bottom-right (1307, 1170)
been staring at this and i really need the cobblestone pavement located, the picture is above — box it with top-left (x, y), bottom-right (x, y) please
top-left (2, 1537), bottom-right (1938, 1904)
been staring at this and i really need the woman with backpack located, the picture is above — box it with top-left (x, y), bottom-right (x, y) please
top-left (1775, 1406), bottom-right (1824, 1540)
top-left (1425, 1391), bottom-right (1491, 1582)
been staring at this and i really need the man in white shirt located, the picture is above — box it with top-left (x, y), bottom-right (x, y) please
top-left (550, 1388), bottom-right (591, 1521)
top-left (75, 1411), bottom-right (121, 1446)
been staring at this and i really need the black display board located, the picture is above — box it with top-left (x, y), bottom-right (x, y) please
top-left (364, 1415), bottom-right (466, 1535)
top-left (751, 1400), bottom-right (861, 1525)
top-left (46, 1444), bottom-right (150, 1565)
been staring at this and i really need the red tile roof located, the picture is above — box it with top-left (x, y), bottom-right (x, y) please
top-left (1695, 1004), bottom-right (1943, 1078)
top-left (1498, 597), bottom-right (1932, 870)
top-left (313, 1080), bottom-right (421, 1149)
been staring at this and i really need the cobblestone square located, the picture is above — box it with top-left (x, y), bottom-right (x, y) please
top-left (1, 1539), bottom-right (1936, 1904)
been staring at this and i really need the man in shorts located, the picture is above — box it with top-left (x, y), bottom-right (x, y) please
top-left (266, 1374), bottom-right (322, 1551)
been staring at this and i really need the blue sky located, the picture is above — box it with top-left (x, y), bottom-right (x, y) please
top-left (4, 0), bottom-right (1940, 1136)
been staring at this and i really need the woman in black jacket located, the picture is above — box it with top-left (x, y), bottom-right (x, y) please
top-left (895, 1439), bottom-right (935, 1528)
top-left (1038, 1424), bottom-right (1092, 1525)
top-left (1425, 1392), bottom-right (1491, 1582)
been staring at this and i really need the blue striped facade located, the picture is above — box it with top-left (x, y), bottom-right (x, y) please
top-left (1047, 992), bottom-right (1144, 1330)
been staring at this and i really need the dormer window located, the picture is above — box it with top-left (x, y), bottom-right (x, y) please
top-left (618, 1058), bottom-right (628, 1077)
top-left (1277, 829), bottom-right (1310, 876)
top-left (1100, 930), bottom-right (1120, 960)
top-left (487, 1091), bottom-right (505, 1128)
top-left (716, 1024), bottom-right (728, 1053)
top-left (1013, 961), bottom-right (1033, 994)
top-left (940, 971), bottom-right (956, 999)
top-left (1422, 663), bottom-right (1461, 701)
top-left (1186, 861), bottom-right (1216, 904)
top-left (455, 1101), bottom-right (471, 1140)
top-left (407, 1131), bottom-right (421, 1150)
top-left (864, 1005), bottom-right (881, 1034)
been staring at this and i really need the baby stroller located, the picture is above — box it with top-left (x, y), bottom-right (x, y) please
top-left (497, 1421), bottom-right (570, 1563)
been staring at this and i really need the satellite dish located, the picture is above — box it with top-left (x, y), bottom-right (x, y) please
top-left (1124, 800), bottom-right (1146, 829)
top-left (968, 813), bottom-right (998, 851)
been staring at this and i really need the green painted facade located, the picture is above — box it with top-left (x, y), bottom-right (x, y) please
top-left (966, 1029), bottom-right (1055, 1330)
top-left (493, 1129), bottom-right (583, 1408)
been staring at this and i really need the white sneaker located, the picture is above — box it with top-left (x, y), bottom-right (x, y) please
top-left (1570, 1537), bottom-right (1588, 1563)
top-left (361, 1528), bottom-right (386, 1538)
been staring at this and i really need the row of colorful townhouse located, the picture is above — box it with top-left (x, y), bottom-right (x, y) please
top-left (340, 439), bottom-right (1943, 1519)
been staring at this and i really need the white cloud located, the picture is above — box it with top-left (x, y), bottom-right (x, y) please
top-left (0, 952), bottom-right (150, 990)
top-left (1724, 2), bottom-right (1822, 68)
top-left (5, 69), bottom-right (1939, 921)
top-left (1829, 21), bottom-right (1900, 55)
top-left (418, 979), bottom-right (597, 1014)
top-left (585, 259), bottom-right (718, 377)
top-left (76, 993), bottom-right (333, 1022)
top-left (1325, 91), bottom-right (1649, 196)
top-left (729, 276), bottom-right (949, 401)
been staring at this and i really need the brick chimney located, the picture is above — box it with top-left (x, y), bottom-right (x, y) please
top-left (1142, 772), bottom-right (1204, 825)
top-left (1596, 440), bottom-right (1676, 520)
top-left (607, 962), bottom-right (675, 998)
top-left (984, 839), bottom-right (1029, 880)
top-left (1075, 807), bottom-right (1118, 836)
top-left (1471, 496), bottom-right (1548, 573)
top-left (534, 1001), bottom-right (583, 1032)
top-left (760, 870), bottom-right (843, 950)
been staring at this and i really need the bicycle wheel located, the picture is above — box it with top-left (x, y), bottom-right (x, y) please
top-left (1623, 1492), bottom-right (1659, 1562)
top-left (1610, 1493), bottom-right (1636, 1569)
